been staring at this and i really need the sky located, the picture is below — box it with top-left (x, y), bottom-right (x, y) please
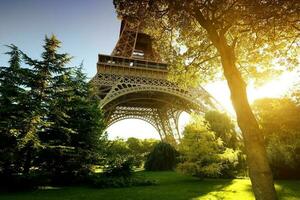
top-left (0, 0), bottom-right (298, 140)
top-left (0, 0), bottom-right (119, 79)
top-left (0, 0), bottom-right (164, 139)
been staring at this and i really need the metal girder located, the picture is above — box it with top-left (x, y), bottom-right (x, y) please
top-left (91, 73), bottom-right (213, 111)
top-left (90, 18), bottom-right (220, 142)
top-left (91, 71), bottom-right (217, 142)
top-left (112, 20), bottom-right (140, 58)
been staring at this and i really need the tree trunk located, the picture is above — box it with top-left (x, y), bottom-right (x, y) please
top-left (218, 40), bottom-right (277, 200)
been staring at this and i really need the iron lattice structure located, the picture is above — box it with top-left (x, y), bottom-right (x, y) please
top-left (91, 19), bottom-right (218, 141)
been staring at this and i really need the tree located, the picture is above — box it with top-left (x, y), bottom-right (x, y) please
top-left (19, 35), bottom-right (73, 174)
top-left (36, 64), bottom-right (107, 180)
top-left (104, 137), bottom-right (159, 168)
top-left (125, 137), bottom-right (159, 167)
top-left (253, 98), bottom-right (300, 179)
top-left (113, 1), bottom-right (299, 199)
top-left (290, 82), bottom-right (300, 106)
top-left (144, 142), bottom-right (177, 171)
top-left (140, 138), bottom-right (159, 153)
top-left (67, 65), bottom-right (107, 171)
top-left (19, 36), bottom-right (107, 180)
top-left (204, 110), bottom-right (239, 149)
top-left (0, 45), bottom-right (31, 176)
top-left (0, 38), bottom-right (107, 187)
top-left (177, 115), bottom-right (239, 178)
top-left (204, 111), bottom-right (247, 176)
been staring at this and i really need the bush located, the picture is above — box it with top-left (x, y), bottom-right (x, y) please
top-left (103, 158), bottom-right (134, 177)
top-left (126, 137), bottom-right (159, 168)
top-left (144, 142), bottom-right (178, 171)
top-left (177, 115), bottom-right (240, 178)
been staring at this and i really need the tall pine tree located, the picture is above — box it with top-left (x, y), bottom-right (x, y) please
top-left (21, 36), bottom-right (107, 180)
top-left (0, 45), bottom-right (31, 175)
top-left (21, 35), bottom-right (74, 175)
top-left (1, 36), bottom-right (107, 184)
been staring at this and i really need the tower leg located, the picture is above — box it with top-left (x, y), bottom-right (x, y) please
top-left (169, 110), bottom-right (182, 141)
top-left (152, 108), bottom-right (177, 145)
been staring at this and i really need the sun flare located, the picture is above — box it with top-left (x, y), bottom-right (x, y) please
top-left (205, 71), bottom-right (299, 114)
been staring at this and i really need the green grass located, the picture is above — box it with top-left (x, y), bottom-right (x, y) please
top-left (0, 171), bottom-right (299, 200)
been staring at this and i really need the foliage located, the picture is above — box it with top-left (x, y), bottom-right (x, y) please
top-left (177, 115), bottom-right (240, 178)
top-left (144, 142), bottom-right (178, 171)
top-left (290, 82), bottom-right (300, 106)
top-left (114, 0), bottom-right (299, 85)
top-left (126, 137), bottom-right (158, 156)
top-left (0, 36), bottom-right (107, 187)
top-left (104, 157), bottom-right (134, 178)
top-left (93, 138), bottom-right (159, 188)
top-left (253, 97), bottom-right (300, 179)
top-left (0, 45), bottom-right (31, 176)
top-left (126, 137), bottom-right (159, 167)
top-left (204, 111), bottom-right (247, 176)
top-left (204, 110), bottom-right (240, 149)
top-left (105, 137), bottom-right (159, 168)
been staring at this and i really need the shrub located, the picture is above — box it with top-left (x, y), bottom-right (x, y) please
top-left (103, 157), bottom-right (134, 177)
top-left (177, 115), bottom-right (240, 178)
top-left (144, 142), bottom-right (178, 171)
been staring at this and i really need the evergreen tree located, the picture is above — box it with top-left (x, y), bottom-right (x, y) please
top-left (38, 63), bottom-right (107, 180)
top-left (0, 45), bottom-right (31, 175)
top-left (0, 36), bottom-right (107, 185)
top-left (21, 36), bottom-right (107, 180)
top-left (19, 35), bottom-right (72, 174)
top-left (145, 142), bottom-right (178, 171)
top-left (67, 65), bottom-right (107, 174)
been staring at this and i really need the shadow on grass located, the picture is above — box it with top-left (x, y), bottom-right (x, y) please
top-left (7, 172), bottom-right (300, 200)
top-left (275, 180), bottom-right (300, 200)
top-left (0, 171), bottom-right (236, 200)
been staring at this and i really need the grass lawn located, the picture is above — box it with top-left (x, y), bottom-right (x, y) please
top-left (0, 171), bottom-right (299, 200)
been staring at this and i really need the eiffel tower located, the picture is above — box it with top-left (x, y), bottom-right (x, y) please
top-left (91, 18), bottom-right (218, 142)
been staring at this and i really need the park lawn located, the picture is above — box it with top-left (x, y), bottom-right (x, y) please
top-left (0, 171), bottom-right (299, 200)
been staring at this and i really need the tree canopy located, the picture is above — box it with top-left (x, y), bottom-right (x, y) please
top-left (114, 0), bottom-right (299, 85)
top-left (178, 114), bottom-right (241, 178)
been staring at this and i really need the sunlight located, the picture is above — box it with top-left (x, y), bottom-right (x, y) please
top-left (106, 112), bottom-right (191, 140)
top-left (106, 72), bottom-right (299, 139)
top-left (107, 119), bottom-right (160, 140)
top-left (178, 112), bottom-right (191, 133)
top-left (247, 72), bottom-right (298, 102)
top-left (194, 179), bottom-right (254, 200)
top-left (205, 71), bottom-right (299, 114)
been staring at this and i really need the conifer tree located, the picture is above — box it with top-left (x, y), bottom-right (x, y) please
top-left (0, 45), bottom-right (30, 175)
top-left (20, 35), bottom-right (72, 174)
top-left (1, 36), bottom-right (107, 181)
top-left (68, 65), bottom-right (107, 167)
top-left (21, 36), bottom-right (107, 178)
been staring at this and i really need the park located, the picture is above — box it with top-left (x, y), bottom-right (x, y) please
top-left (0, 1), bottom-right (299, 200)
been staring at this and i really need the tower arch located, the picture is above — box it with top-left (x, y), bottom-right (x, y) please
top-left (91, 19), bottom-right (218, 142)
